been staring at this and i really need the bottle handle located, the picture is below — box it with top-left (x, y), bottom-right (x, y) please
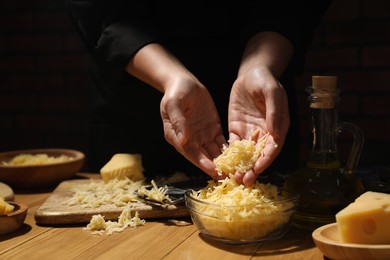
top-left (337, 122), bottom-right (364, 172)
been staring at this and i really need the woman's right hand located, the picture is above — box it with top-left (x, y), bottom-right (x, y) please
top-left (126, 43), bottom-right (226, 179)
top-left (160, 77), bottom-right (226, 179)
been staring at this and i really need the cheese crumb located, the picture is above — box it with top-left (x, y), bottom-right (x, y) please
top-left (137, 180), bottom-right (170, 203)
top-left (84, 205), bottom-right (145, 236)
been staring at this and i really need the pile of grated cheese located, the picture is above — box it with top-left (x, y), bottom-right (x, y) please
top-left (190, 176), bottom-right (295, 240)
top-left (64, 178), bottom-right (145, 208)
top-left (214, 132), bottom-right (269, 175)
top-left (136, 180), bottom-right (170, 204)
top-left (193, 176), bottom-right (291, 220)
top-left (84, 205), bottom-right (145, 236)
top-left (2, 153), bottom-right (73, 166)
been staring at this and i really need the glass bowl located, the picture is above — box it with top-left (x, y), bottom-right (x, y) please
top-left (185, 189), bottom-right (299, 244)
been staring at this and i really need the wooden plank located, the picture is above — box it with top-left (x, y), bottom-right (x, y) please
top-left (34, 179), bottom-right (190, 225)
top-left (77, 220), bottom-right (197, 259)
top-left (252, 227), bottom-right (324, 259)
top-left (0, 219), bottom-right (196, 259)
top-left (164, 228), bottom-right (261, 259)
top-left (0, 204), bottom-right (53, 253)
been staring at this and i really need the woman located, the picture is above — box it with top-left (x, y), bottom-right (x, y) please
top-left (67, 0), bottom-right (332, 186)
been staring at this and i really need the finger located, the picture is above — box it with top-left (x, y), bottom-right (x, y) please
top-left (184, 143), bottom-right (223, 180)
top-left (199, 156), bottom-right (226, 180)
top-left (253, 137), bottom-right (280, 174)
top-left (205, 142), bottom-right (222, 160)
top-left (215, 134), bottom-right (227, 150)
top-left (233, 172), bottom-right (244, 184)
top-left (242, 170), bottom-right (257, 187)
top-left (264, 82), bottom-right (287, 142)
top-left (161, 103), bottom-right (189, 146)
top-left (228, 132), bottom-right (240, 142)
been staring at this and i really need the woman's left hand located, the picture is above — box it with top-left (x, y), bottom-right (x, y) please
top-left (228, 67), bottom-right (290, 186)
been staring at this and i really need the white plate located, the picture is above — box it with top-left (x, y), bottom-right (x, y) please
top-left (312, 223), bottom-right (390, 260)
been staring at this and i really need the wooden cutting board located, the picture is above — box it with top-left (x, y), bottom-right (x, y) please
top-left (34, 179), bottom-right (190, 225)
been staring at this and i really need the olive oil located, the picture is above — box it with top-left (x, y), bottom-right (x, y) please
top-left (284, 76), bottom-right (364, 230)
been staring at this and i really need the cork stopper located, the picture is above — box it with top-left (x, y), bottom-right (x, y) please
top-left (310, 76), bottom-right (339, 109)
top-left (312, 76), bottom-right (338, 90)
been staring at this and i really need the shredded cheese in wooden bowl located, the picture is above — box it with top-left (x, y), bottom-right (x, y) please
top-left (2, 153), bottom-right (73, 166)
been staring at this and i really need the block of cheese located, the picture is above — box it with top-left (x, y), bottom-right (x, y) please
top-left (354, 191), bottom-right (390, 203)
top-left (335, 191), bottom-right (390, 244)
top-left (100, 154), bottom-right (144, 183)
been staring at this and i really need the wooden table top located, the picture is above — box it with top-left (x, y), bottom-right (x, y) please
top-left (0, 173), bottom-right (326, 260)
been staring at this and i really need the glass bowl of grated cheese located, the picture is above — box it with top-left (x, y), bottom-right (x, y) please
top-left (185, 177), bottom-right (299, 244)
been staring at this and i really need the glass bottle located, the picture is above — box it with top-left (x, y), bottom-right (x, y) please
top-left (283, 76), bottom-right (365, 230)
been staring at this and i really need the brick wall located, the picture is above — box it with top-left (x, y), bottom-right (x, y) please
top-left (0, 1), bottom-right (90, 169)
top-left (296, 0), bottom-right (390, 168)
top-left (0, 0), bottom-right (389, 171)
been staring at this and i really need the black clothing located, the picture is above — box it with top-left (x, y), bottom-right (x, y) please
top-left (67, 0), bottom-right (332, 179)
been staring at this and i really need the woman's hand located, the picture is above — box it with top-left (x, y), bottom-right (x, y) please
top-left (228, 67), bottom-right (290, 186)
top-left (228, 32), bottom-right (293, 186)
top-left (126, 43), bottom-right (226, 179)
top-left (160, 77), bottom-right (226, 179)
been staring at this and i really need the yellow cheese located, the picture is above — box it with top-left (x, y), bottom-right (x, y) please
top-left (0, 196), bottom-right (14, 215)
top-left (136, 180), bottom-right (170, 203)
top-left (354, 191), bottom-right (390, 203)
top-left (84, 206), bottom-right (145, 236)
top-left (64, 178), bottom-right (144, 208)
top-left (214, 132), bottom-right (269, 175)
top-left (2, 153), bottom-right (73, 166)
top-left (336, 191), bottom-right (390, 244)
top-left (191, 177), bottom-right (295, 240)
top-left (100, 154), bottom-right (144, 183)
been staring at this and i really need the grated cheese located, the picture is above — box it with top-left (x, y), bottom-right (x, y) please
top-left (64, 178), bottom-right (145, 208)
top-left (84, 205), bottom-right (145, 236)
top-left (0, 196), bottom-right (14, 215)
top-left (136, 180), bottom-right (170, 203)
top-left (2, 153), bottom-right (73, 166)
top-left (190, 176), bottom-right (295, 240)
top-left (214, 132), bottom-right (269, 175)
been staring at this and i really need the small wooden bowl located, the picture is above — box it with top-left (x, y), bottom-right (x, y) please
top-left (0, 201), bottom-right (28, 235)
top-left (313, 223), bottom-right (390, 260)
top-left (0, 149), bottom-right (85, 189)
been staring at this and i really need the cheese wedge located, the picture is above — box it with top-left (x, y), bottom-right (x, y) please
top-left (336, 191), bottom-right (390, 244)
top-left (100, 154), bottom-right (144, 183)
top-left (0, 196), bottom-right (14, 215)
top-left (354, 191), bottom-right (390, 203)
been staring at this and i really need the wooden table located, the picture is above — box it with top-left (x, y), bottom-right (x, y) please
top-left (0, 174), bottom-right (326, 260)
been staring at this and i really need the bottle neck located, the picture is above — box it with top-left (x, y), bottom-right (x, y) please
top-left (306, 86), bottom-right (341, 167)
top-left (309, 107), bottom-right (339, 155)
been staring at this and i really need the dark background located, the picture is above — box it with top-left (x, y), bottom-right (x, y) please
top-left (1, 0), bottom-right (389, 172)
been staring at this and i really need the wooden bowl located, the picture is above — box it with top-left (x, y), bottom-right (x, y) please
top-left (0, 201), bottom-right (28, 235)
top-left (0, 149), bottom-right (85, 189)
top-left (312, 223), bottom-right (390, 260)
